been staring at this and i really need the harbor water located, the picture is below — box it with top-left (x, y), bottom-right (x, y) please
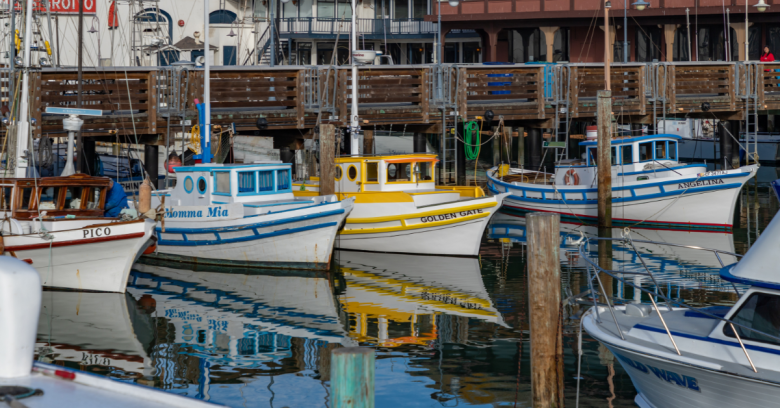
top-left (34, 180), bottom-right (777, 407)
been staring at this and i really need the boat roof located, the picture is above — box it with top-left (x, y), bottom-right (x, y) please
top-left (720, 210), bottom-right (780, 290)
top-left (579, 134), bottom-right (683, 147)
top-left (172, 162), bottom-right (290, 173)
top-left (335, 153), bottom-right (438, 163)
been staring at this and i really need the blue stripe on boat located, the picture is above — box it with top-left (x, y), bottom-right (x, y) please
top-left (243, 200), bottom-right (315, 208)
top-left (158, 221), bottom-right (338, 247)
top-left (157, 208), bottom-right (345, 234)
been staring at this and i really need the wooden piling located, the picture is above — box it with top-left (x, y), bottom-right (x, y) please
top-left (331, 347), bottom-right (375, 408)
top-left (363, 129), bottom-right (374, 155)
top-left (597, 90), bottom-right (614, 276)
top-left (320, 124), bottom-right (336, 196)
top-left (526, 212), bottom-right (564, 408)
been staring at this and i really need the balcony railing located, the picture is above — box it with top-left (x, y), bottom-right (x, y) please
top-left (278, 18), bottom-right (442, 36)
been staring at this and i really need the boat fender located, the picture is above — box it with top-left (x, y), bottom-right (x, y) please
top-left (564, 169), bottom-right (580, 186)
top-left (138, 178), bottom-right (153, 218)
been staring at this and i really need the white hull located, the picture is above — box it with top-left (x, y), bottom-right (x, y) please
top-left (337, 194), bottom-right (507, 256)
top-left (154, 199), bottom-right (353, 270)
top-left (489, 167), bottom-right (756, 230)
top-left (4, 220), bottom-right (155, 292)
top-left (600, 341), bottom-right (780, 408)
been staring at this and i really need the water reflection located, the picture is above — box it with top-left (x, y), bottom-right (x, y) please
top-left (30, 182), bottom-right (776, 408)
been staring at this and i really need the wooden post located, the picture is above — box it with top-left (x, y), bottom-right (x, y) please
top-left (320, 124), bottom-right (336, 196)
top-left (526, 213), bottom-right (564, 408)
top-left (597, 90), bottom-right (612, 230)
top-left (492, 126), bottom-right (500, 167)
top-left (597, 90), bottom-right (614, 282)
top-left (331, 347), bottom-right (375, 408)
top-left (517, 126), bottom-right (525, 166)
top-left (363, 129), bottom-right (374, 155)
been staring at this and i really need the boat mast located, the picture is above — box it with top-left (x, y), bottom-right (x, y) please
top-left (202, 0), bottom-right (212, 163)
top-left (350, 0), bottom-right (359, 156)
top-left (14, 0), bottom-right (35, 177)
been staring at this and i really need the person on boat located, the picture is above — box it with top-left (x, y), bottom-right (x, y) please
top-left (761, 46), bottom-right (775, 72)
top-left (104, 179), bottom-right (129, 217)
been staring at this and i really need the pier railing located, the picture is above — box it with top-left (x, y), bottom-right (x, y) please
top-left (26, 61), bottom-right (780, 142)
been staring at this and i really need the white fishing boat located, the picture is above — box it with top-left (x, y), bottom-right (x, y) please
top-left (487, 134), bottom-right (757, 231)
top-left (1, 174), bottom-right (155, 293)
top-left (147, 162), bottom-right (354, 270)
top-left (0, 256), bottom-right (222, 408)
top-left (581, 208), bottom-right (780, 408)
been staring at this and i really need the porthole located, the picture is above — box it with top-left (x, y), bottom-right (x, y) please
top-left (197, 176), bottom-right (207, 194)
top-left (335, 165), bottom-right (343, 181)
top-left (347, 165), bottom-right (358, 181)
top-left (184, 176), bottom-right (194, 193)
top-left (388, 163), bottom-right (397, 178)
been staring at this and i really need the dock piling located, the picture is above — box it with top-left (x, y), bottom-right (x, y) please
top-left (331, 347), bottom-right (375, 408)
top-left (527, 212), bottom-right (564, 408)
top-left (320, 124), bottom-right (336, 196)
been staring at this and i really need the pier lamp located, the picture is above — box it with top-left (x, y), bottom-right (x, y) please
top-left (754, 0), bottom-right (769, 12)
top-left (632, 0), bottom-right (650, 10)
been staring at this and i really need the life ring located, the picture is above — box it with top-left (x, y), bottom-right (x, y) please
top-left (564, 169), bottom-right (580, 186)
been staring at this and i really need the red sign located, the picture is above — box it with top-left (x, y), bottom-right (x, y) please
top-left (3, 0), bottom-right (98, 14)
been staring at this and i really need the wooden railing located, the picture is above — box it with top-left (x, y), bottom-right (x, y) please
top-left (23, 62), bottom-right (778, 142)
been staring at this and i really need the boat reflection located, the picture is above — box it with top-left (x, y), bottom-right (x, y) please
top-left (488, 210), bottom-right (740, 292)
top-left (335, 250), bottom-right (507, 347)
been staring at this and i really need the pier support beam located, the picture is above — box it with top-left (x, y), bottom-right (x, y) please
top-left (527, 213), bottom-right (564, 408)
top-left (320, 124), bottom-right (336, 196)
top-left (364, 129), bottom-right (374, 155)
top-left (457, 123), bottom-right (467, 185)
top-left (413, 132), bottom-right (426, 153)
top-left (718, 121), bottom-right (733, 169)
top-left (528, 128), bottom-right (542, 170)
top-left (144, 144), bottom-right (158, 188)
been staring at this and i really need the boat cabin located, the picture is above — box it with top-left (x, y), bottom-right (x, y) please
top-left (334, 154), bottom-right (437, 193)
top-left (169, 162), bottom-right (294, 205)
top-left (0, 174), bottom-right (111, 219)
top-left (554, 135), bottom-right (684, 185)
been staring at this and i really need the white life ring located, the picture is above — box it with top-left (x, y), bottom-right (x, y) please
top-left (564, 169), bottom-right (580, 186)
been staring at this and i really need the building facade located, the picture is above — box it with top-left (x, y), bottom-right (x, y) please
top-left (2, 0), bottom-right (482, 67)
top-left (431, 0), bottom-right (780, 64)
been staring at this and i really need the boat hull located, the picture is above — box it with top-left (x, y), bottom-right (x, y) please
top-left (599, 340), bottom-right (780, 408)
top-left (152, 200), bottom-right (353, 270)
top-left (3, 219), bottom-right (155, 292)
top-left (488, 167), bottom-right (757, 231)
top-left (336, 194), bottom-right (507, 256)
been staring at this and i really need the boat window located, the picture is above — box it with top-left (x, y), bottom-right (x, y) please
top-left (639, 142), bottom-right (652, 161)
top-left (63, 187), bottom-right (83, 209)
top-left (587, 148), bottom-right (597, 166)
top-left (214, 172), bottom-right (230, 194)
top-left (347, 165), bottom-right (358, 181)
top-left (669, 141), bottom-right (678, 160)
top-left (0, 187), bottom-right (12, 211)
top-left (277, 170), bottom-right (290, 190)
top-left (19, 188), bottom-right (35, 210)
top-left (238, 171), bottom-right (256, 193)
top-left (724, 292), bottom-right (780, 346)
top-left (621, 145), bottom-right (633, 164)
top-left (416, 162), bottom-right (432, 181)
top-left (655, 141), bottom-right (667, 160)
top-left (39, 187), bottom-right (60, 210)
top-left (611, 146), bottom-right (618, 165)
top-left (335, 166), bottom-right (343, 181)
top-left (84, 187), bottom-right (101, 210)
top-left (386, 163), bottom-right (411, 181)
top-left (198, 177), bottom-right (207, 194)
top-left (365, 162), bottom-right (378, 182)
top-left (184, 176), bottom-right (194, 193)
top-left (258, 171), bottom-right (274, 192)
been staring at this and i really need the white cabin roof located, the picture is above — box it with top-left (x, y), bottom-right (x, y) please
top-left (721, 211), bottom-right (780, 290)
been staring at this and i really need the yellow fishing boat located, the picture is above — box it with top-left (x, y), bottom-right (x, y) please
top-left (293, 154), bottom-right (508, 256)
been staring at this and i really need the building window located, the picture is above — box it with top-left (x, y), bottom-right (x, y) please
top-left (209, 10), bottom-right (237, 24)
top-left (749, 25), bottom-right (762, 61)
top-left (673, 28), bottom-right (689, 61)
top-left (553, 28), bottom-right (569, 62)
top-left (394, 0), bottom-right (408, 19)
top-left (614, 41), bottom-right (630, 63)
top-left (443, 43), bottom-right (459, 63)
top-left (223, 46), bottom-right (237, 65)
top-left (509, 29), bottom-right (545, 63)
top-left (636, 26), bottom-right (662, 62)
top-left (318, 0), bottom-right (350, 19)
top-left (697, 26), bottom-right (738, 62)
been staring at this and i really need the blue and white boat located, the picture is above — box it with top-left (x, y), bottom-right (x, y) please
top-left (487, 134), bottom-right (758, 231)
top-left (582, 201), bottom-right (780, 408)
top-left (148, 162), bottom-right (354, 270)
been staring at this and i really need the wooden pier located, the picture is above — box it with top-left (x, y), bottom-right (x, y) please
top-left (13, 61), bottom-right (780, 144)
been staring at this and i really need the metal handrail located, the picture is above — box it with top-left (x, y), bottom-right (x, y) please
top-left (578, 236), bottom-right (779, 374)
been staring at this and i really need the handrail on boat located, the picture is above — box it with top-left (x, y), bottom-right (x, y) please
top-left (577, 234), bottom-right (772, 374)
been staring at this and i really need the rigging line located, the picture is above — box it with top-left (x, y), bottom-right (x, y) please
top-left (577, 7), bottom-right (600, 63)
